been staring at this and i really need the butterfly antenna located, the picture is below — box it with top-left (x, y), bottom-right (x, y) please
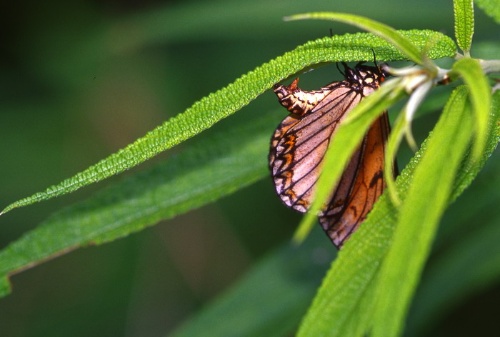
top-left (371, 49), bottom-right (379, 67)
top-left (336, 62), bottom-right (348, 77)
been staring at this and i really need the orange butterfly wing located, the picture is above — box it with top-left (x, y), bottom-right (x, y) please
top-left (319, 112), bottom-right (389, 247)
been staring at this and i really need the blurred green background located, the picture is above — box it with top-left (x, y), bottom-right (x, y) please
top-left (0, 0), bottom-right (498, 336)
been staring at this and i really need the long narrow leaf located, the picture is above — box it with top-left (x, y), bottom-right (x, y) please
top-left (450, 89), bottom-right (500, 200)
top-left (0, 112), bottom-right (277, 297)
top-left (452, 57), bottom-right (491, 162)
top-left (372, 86), bottom-right (474, 337)
top-left (406, 90), bottom-right (500, 336)
top-left (285, 12), bottom-right (424, 64)
top-left (453, 0), bottom-right (475, 54)
top-left (1, 30), bottom-right (455, 215)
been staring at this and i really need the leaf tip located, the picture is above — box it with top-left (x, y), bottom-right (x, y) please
top-left (283, 13), bottom-right (308, 22)
top-left (1, 203), bottom-right (18, 216)
top-left (291, 233), bottom-right (305, 246)
top-left (292, 212), bottom-right (318, 244)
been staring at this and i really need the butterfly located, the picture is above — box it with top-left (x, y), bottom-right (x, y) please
top-left (269, 62), bottom-right (391, 248)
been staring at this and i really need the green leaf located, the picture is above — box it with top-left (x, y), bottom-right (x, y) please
top-left (383, 113), bottom-right (406, 205)
top-left (453, 0), bottom-right (475, 55)
top-left (475, 0), bottom-right (500, 24)
top-left (452, 57), bottom-right (492, 162)
top-left (371, 86), bottom-right (474, 337)
top-left (285, 12), bottom-right (424, 64)
top-left (1, 30), bottom-right (455, 215)
top-left (0, 112), bottom-right (278, 297)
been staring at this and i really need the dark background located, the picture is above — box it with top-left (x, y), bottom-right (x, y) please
top-left (0, 0), bottom-right (498, 336)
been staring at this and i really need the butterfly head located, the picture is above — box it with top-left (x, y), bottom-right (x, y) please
top-left (341, 62), bottom-right (388, 96)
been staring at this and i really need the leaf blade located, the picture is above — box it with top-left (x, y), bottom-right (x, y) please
top-left (452, 57), bottom-right (492, 162)
top-left (372, 86), bottom-right (474, 337)
top-left (454, 0), bottom-right (475, 54)
top-left (0, 112), bottom-right (276, 293)
top-left (285, 12), bottom-right (424, 64)
top-left (1, 30), bottom-right (456, 215)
